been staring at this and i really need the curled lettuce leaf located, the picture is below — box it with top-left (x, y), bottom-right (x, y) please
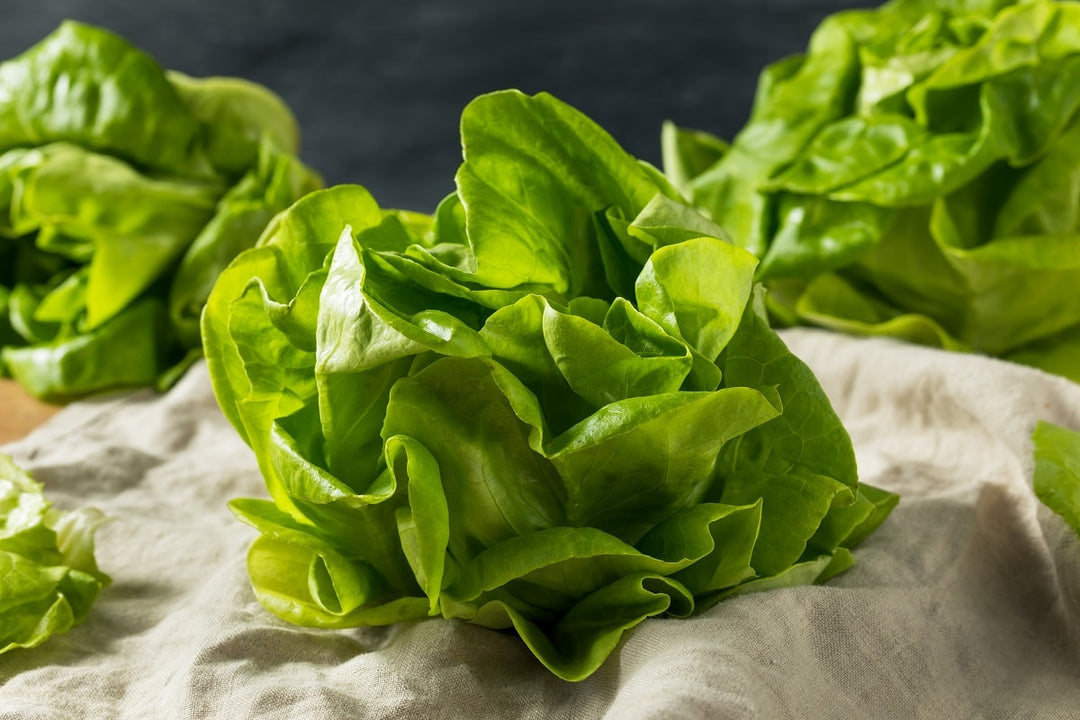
top-left (205, 90), bottom-right (896, 681)
top-left (0, 453), bottom-right (110, 653)
top-left (0, 21), bottom-right (321, 399)
top-left (669, 0), bottom-right (1080, 383)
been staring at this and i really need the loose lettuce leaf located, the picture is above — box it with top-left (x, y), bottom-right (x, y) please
top-left (0, 21), bottom-right (320, 399)
top-left (1032, 421), bottom-right (1080, 536)
top-left (0, 453), bottom-right (110, 653)
top-left (670, 0), bottom-right (1080, 382)
top-left (206, 89), bottom-right (896, 681)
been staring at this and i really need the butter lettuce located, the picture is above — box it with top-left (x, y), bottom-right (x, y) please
top-left (668, 0), bottom-right (1080, 383)
top-left (0, 21), bottom-right (321, 399)
top-left (204, 90), bottom-right (896, 681)
top-left (0, 453), bottom-right (109, 653)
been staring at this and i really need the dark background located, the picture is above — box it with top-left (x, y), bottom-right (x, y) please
top-left (2, 0), bottom-right (875, 212)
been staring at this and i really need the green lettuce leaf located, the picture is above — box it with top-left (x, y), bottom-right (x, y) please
top-left (0, 21), bottom-right (320, 399)
top-left (1032, 421), bottom-right (1080, 536)
top-left (205, 89), bottom-right (896, 681)
top-left (0, 453), bottom-right (110, 653)
top-left (669, 0), bottom-right (1080, 382)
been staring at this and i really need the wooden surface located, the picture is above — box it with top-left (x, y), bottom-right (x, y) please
top-left (0, 378), bottom-right (60, 445)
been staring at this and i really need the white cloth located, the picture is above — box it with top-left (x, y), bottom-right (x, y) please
top-left (1, 329), bottom-right (1078, 719)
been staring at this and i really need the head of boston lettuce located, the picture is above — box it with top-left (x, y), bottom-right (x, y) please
top-left (0, 21), bottom-right (320, 399)
top-left (203, 89), bottom-right (897, 680)
top-left (666, 0), bottom-right (1080, 383)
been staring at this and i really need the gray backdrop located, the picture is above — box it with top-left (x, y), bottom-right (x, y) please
top-left (0, 0), bottom-right (873, 211)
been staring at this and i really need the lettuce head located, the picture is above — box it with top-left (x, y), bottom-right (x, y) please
top-left (667, 0), bottom-right (1080, 383)
top-left (204, 89), bottom-right (896, 681)
top-left (0, 21), bottom-right (321, 399)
